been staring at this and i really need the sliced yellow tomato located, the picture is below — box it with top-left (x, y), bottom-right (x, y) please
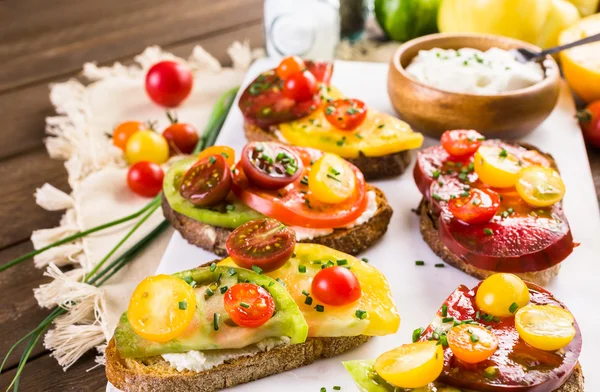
top-left (447, 324), bottom-right (499, 364)
top-left (475, 273), bottom-right (530, 318)
top-left (127, 275), bottom-right (197, 343)
top-left (198, 145), bottom-right (235, 167)
top-left (219, 243), bottom-right (400, 337)
top-left (515, 304), bottom-right (576, 351)
top-left (374, 342), bottom-right (444, 389)
top-left (125, 130), bottom-right (170, 165)
top-left (308, 153), bottom-right (356, 203)
top-left (516, 166), bottom-right (565, 207)
top-left (474, 145), bottom-right (523, 188)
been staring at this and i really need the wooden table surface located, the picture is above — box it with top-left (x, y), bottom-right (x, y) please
top-left (0, 1), bottom-right (598, 390)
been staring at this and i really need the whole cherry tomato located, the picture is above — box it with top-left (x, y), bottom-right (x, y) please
top-left (282, 71), bottom-right (318, 102)
top-left (311, 266), bottom-right (362, 306)
top-left (276, 56), bottom-right (305, 80)
top-left (127, 161), bottom-right (165, 197)
top-left (447, 188), bottom-right (501, 225)
top-left (125, 130), bottom-right (170, 165)
top-left (113, 121), bottom-right (145, 151)
top-left (145, 61), bottom-right (193, 108)
top-left (162, 113), bottom-right (199, 155)
top-left (578, 100), bottom-right (600, 148)
top-left (224, 283), bottom-right (276, 328)
top-left (324, 99), bottom-right (368, 131)
top-left (440, 130), bottom-right (485, 157)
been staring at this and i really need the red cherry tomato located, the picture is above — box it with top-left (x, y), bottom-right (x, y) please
top-left (448, 188), bottom-right (501, 225)
top-left (578, 101), bottom-right (600, 148)
top-left (224, 283), bottom-right (276, 328)
top-left (240, 142), bottom-right (304, 190)
top-left (162, 120), bottom-right (199, 155)
top-left (127, 161), bottom-right (165, 197)
top-left (304, 60), bottom-right (334, 85)
top-left (311, 266), bottom-right (361, 306)
top-left (324, 99), bottom-right (368, 131)
top-left (276, 56), bottom-right (305, 80)
top-left (226, 218), bottom-right (296, 272)
top-left (145, 61), bottom-right (193, 108)
top-left (113, 121), bottom-right (145, 151)
top-left (179, 154), bottom-right (231, 206)
top-left (440, 130), bottom-right (485, 157)
top-left (282, 71), bottom-right (318, 102)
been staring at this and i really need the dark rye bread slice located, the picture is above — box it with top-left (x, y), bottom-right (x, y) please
top-left (106, 335), bottom-right (370, 392)
top-left (163, 185), bottom-right (393, 257)
top-left (417, 142), bottom-right (564, 287)
top-left (243, 121), bottom-right (413, 181)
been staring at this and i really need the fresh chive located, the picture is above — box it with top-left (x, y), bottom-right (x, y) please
top-left (435, 263), bottom-right (445, 268)
top-left (300, 176), bottom-right (309, 186)
top-left (240, 302), bottom-right (250, 308)
top-left (220, 152), bottom-right (229, 159)
top-left (355, 133), bottom-right (363, 139)
top-left (499, 148), bottom-right (508, 158)
top-left (210, 262), bottom-right (217, 272)
top-left (333, 387), bottom-right (341, 391)
top-left (439, 335), bottom-right (449, 347)
top-left (285, 165), bottom-right (298, 175)
top-left (305, 296), bottom-right (313, 305)
top-left (315, 304), bottom-right (325, 312)
top-left (361, 257), bottom-right (369, 263)
top-left (302, 290), bottom-right (310, 296)
top-left (458, 172), bottom-right (468, 181)
top-left (226, 204), bottom-right (235, 212)
top-left (432, 170), bottom-right (441, 179)
top-left (460, 191), bottom-right (470, 197)
top-left (484, 228), bottom-right (494, 236)
top-left (415, 260), bottom-right (425, 266)
top-left (412, 327), bottom-right (423, 342)
top-left (208, 155), bottom-right (216, 164)
top-left (441, 304), bottom-right (448, 317)
top-left (213, 313), bottom-right (220, 330)
top-left (337, 259), bottom-right (348, 266)
top-left (252, 265), bottom-right (263, 274)
top-left (228, 268), bottom-right (237, 276)
top-left (320, 388), bottom-right (326, 392)
top-left (336, 138), bottom-right (345, 146)
top-left (205, 288), bottom-right (214, 297)
top-left (432, 194), bottom-right (443, 201)
top-left (298, 265), bottom-right (307, 273)
top-left (509, 302), bottom-right (519, 314)
top-left (326, 173), bottom-right (342, 182)
top-left (346, 107), bottom-right (359, 115)
top-left (442, 317), bottom-right (454, 323)
top-left (355, 310), bottom-right (368, 320)
top-left (178, 300), bottom-right (187, 310)
top-left (220, 286), bottom-right (228, 294)
top-left (276, 278), bottom-right (286, 286)
top-left (377, 124), bottom-right (385, 129)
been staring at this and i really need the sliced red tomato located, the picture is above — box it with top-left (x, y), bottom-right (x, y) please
top-left (179, 154), bottom-right (231, 206)
top-left (224, 283), bottom-right (276, 328)
top-left (311, 266), bottom-right (361, 306)
top-left (324, 99), bottom-right (368, 131)
top-left (304, 60), bottom-right (334, 84)
top-left (282, 70), bottom-right (318, 102)
top-left (226, 218), bottom-right (296, 272)
top-left (448, 188), bottom-right (500, 225)
top-left (276, 56), bottom-right (305, 80)
top-left (240, 142), bottom-right (303, 189)
top-left (440, 130), bottom-right (485, 157)
top-left (231, 145), bottom-right (368, 228)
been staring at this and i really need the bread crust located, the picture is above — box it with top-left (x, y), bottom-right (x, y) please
top-left (106, 335), bottom-right (370, 392)
top-left (243, 121), bottom-right (413, 180)
top-left (163, 185), bottom-right (393, 257)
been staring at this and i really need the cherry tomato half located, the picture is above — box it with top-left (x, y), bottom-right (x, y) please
top-left (311, 266), bottom-right (361, 306)
top-left (179, 154), bottom-right (231, 206)
top-left (447, 324), bottom-right (499, 364)
top-left (324, 99), bottom-right (368, 131)
top-left (224, 283), bottom-right (276, 328)
top-left (145, 61), bottom-right (193, 108)
top-left (127, 161), bottom-right (165, 197)
top-left (162, 119), bottom-right (199, 155)
top-left (113, 121), bottom-right (145, 151)
top-left (226, 218), bottom-right (296, 272)
top-left (240, 142), bottom-right (304, 190)
top-left (578, 100), bottom-right (600, 148)
top-left (448, 188), bottom-right (500, 225)
top-left (440, 130), bottom-right (485, 157)
top-left (276, 56), bottom-right (305, 80)
top-left (282, 71), bottom-right (318, 102)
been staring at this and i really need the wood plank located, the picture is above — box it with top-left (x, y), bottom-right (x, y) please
top-left (0, 0), bottom-right (263, 92)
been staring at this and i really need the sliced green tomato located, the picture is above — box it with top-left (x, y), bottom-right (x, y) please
top-left (219, 243), bottom-right (399, 337)
top-left (114, 266), bottom-right (308, 358)
top-left (163, 158), bottom-right (263, 229)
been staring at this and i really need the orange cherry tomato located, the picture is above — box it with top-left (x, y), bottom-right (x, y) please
top-left (311, 266), bottom-right (362, 306)
top-left (324, 99), bottom-right (368, 131)
top-left (113, 121), bottom-right (145, 151)
top-left (276, 56), bottom-right (305, 80)
top-left (447, 324), bottom-right (499, 364)
top-left (440, 130), bottom-right (485, 157)
top-left (198, 145), bottom-right (236, 167)
top-left (282, 71), bottom-right (318, 102)
top-left (447, 188), bottom-right (501, 225)
top-left (223, 283), bottom-right (276, 328)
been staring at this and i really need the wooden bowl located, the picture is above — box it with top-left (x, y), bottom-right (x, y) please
top-left (388, 33), bottom-right (561, 139)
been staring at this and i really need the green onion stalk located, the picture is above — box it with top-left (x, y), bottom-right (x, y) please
top-left (1, 86), bottom-right (239, 390)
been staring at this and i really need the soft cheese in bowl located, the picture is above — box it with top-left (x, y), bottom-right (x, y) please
top-left (406, 48), bottom-right (545, 94)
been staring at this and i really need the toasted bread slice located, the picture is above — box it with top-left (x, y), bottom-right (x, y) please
top-left (163, 185), bottom-right (393, 257)
top-left (106, 335), bottom-right (370, 392)
top-left (243, 121), bottom-right (413, 180)
top-left (417, 142), bottom-right (565, 287)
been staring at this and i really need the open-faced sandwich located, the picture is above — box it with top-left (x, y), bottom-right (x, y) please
top-left (162, 141), bottom-right (393, 256)
top-left (239, 56), bottom-right (424, 180)
top-left (106, 218), bottom-right (400, 392)
top-left (414, 130), bottom-right (575, 286)
top-left (345, 273), bottom-right (583, 391)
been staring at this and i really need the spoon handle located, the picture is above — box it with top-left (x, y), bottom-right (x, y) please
top-left (541, 32), bottom-right (600, 56)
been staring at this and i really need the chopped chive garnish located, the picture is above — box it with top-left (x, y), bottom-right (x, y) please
top-left (240, 302), bottom-right (250, 308)
top-left (210, 262), bottom-right (217, 272)
top-left (412, 327), bottom-right (424, 342)
top-left (435, 263), bottom-right (445, 268)
top-left (442, 317), bottom-right (454, 323)
top-left (300, 176), bottom-right (309, 185)
top-left (315, 304), bottom-right (325, 312)
top-left (220, 152), bottom-right (229, 158)
top-left (213, 313), bottom-right (219, 330)
top-left (355, 133), bottom-right (363, 139)
top-left (460, 191), bottom-right (470, 197)
top-left (377, 124), bottom-right (385, 129)
top-left (326, 173), bottom-right (342, 182)
top-left (226, 204), bottom-right (235, 212)
top-left (333, 387), bottom-right (341, 391)
top-left (337, 259), bottom-right (348, 266)
top-left (415, 260), bottom-right (425, 266)
top-left (509, 302), bottom-right (519, 314)
top-left (220, 286), bottom-right (228, 294)
top-left (268, 281), bottom-right (274, 287)
top-left (458, 172), bottom-right (468, 181)
top-left (432, 170), bottom-right (441, 179)
top-left (470, 333), bottom-right (479, 343)
top-left (302, 290), bottom-right (310, 296)
top-left (499, 148), bottom-right (508, 158)
top-left (439, 335), bottom-right (449, 347)
top-left (361, 257), bottom-right (369, 263)
top-left (208, 156), bottom-right (216, 164)
top-left (305, 296), bottom-right (313, 305)
top-left (441, 304), bottom-right (448, 317)
top-left (298, 265), bottom-right (307, 273)
top-left (355, 309), bottom-right (368, 320)
top-left (178, 300), bottom-right (187, 310)
top-left (320, 388), bottom-right (326, 392)
top-left (325, 106), bottom-right (335, 115)
top-left (484, 228), bottom-right (494, 236)
top-left (252, 265), bottom-right (263, 274)
top-left (276, 278), bottom-right (286, 286)
top-left (228, 268), bottom-right (237, 276)
top-left (432, 194), bottom-right (443, 201)
top-left (205, 288), bottom-right (214, 297)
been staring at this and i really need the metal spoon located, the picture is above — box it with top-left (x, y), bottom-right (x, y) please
top-left (512, 32), bottom-right (600, 63)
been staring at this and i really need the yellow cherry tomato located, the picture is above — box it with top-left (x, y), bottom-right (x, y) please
top-left (127, 274), bottom-right (197, 343)
top-left (308, 153), bottom-right (356, 204)
top-left (475, 273), bottom-right (530, 318)
top-left (125, 130), bottom-right (170, 165)
top-left (198, 145), bottom-right (235, 167)
top-left (474, 145), bottom-right (523, 188)
top-left (447, 324), bottom-right (499, 364)
top-left (515, 166), bottom-right (565, 207)
top-left (374, 341), bottom-right (444, 389)
top-left (515, 304), bottom-right (576, 351)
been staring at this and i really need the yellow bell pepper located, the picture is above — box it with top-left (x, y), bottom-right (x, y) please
top-left (438, 0), bottom-right (580, 48)
top-left (559, 13), bottom-right (600, 103)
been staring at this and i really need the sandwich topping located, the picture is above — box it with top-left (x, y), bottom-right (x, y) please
top-left (414, 130), bottom-right (575, 274)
